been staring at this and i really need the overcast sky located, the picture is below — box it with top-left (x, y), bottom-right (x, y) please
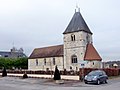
top-left (0, 0), bottom-right (120, 61)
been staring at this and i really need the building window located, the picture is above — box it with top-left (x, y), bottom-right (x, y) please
top-left (71, 34), bottom-right (75, 41)
top-left (44, 58), bottom-right (46, 65)
top-left (53, 57), bottom-right (55, 65)
top-left (86, 34), bottom-right (90, 43)
top-left (46, 68), bottom-right (49, 71)
top-left (4, 55), bottom-right (8, 57)
top-left (36, 59), bottom-right (38, 66)
top-left (76, 67), bottom-right (78, 71)
top-left (93, 62), bottom-right (94, 65)
top-left (71, 55), bottom-right (78, 63)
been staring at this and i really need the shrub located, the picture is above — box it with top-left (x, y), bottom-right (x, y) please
top-left (0, 57), bottom-right (28, 69)
top-left (2, 67), bottom-right (7, 77)
top-left (22, 72), bottom-right (28, 79)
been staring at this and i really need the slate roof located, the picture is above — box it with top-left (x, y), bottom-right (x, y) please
top-left (0, 51), bottom-right (11, 57)
top-left (0, 51), bottom-right (26, 58)
top-left (63, 11), bottom-right (92, 34)
top-left (29, 45), bottom-right (63, 59)
top-left (84, 44), bottom-right (102, 61)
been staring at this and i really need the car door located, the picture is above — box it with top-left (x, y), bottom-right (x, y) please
top-left (99, 72), bottom-right (104, 82)
top-left (102, 71), bottom-right (108, 81)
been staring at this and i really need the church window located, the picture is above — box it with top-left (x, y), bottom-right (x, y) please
top-left (46, 68), bottom-right (49, 71)
top-left (44, 58), bottom-right (46, 65)
top-left (71, 34), bottom-right (75, 41)
top-left (36, 59), bottom-right (38, 66)
top-left (71, 55), bottom-right (78, 63)
top-left (76, 67), bottom-right (78, 71)
top-left (53, 57), bottom-right (55, 65)
top-left (70, 66), bottom-right (72, 70)
top-left (74, 35), bottom-right (75, 40)
top-left (86, 34), bottom-right (90, 43)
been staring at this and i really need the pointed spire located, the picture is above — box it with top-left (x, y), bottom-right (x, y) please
top-left (63, 9), bottom-right (92, 34)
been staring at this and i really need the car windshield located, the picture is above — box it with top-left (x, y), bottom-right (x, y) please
top-left (88, 71), bottom-right (101, 76)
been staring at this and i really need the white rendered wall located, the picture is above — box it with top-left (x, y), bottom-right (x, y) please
top-left (85, 61), bottom-right (102, 68)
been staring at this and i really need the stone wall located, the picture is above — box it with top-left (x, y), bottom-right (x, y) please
top-left (63, 31), bottom-right (93, 70)
top-left (28, 56), bottom-right (64, 71)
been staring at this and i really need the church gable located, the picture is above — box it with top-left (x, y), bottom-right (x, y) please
top-left (29, 45), bottom-right (63, 59)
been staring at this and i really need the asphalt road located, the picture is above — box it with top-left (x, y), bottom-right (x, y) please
top-left (0, 77), bottom-right (120, 90)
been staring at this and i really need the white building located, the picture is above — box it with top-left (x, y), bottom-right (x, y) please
top-left (28, 9), bottom-right (102, 71)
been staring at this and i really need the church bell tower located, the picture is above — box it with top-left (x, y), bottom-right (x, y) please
top-left (63, 8), bottom-right (94, 71)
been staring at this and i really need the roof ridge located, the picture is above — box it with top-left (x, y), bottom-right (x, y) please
top-left (35, 44), bottom-right (63, 50)
top-left (29, 44), bottom-right (64, 59)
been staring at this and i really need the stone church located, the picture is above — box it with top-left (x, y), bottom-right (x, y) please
top-left (28, 8), bottom-right (102, 71)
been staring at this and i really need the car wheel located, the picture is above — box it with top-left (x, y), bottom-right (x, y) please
top-left (105, 80), bottom-right (108, 84)
top-left (85, 81), bottom-right (88, 84)
top-left (97, 80), bottom-right (100, 85)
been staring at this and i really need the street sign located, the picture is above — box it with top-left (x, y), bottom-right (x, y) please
top-left (81, 63), bottom-right (85, 67)
top-left (79, 61), bottom-right (88, 68)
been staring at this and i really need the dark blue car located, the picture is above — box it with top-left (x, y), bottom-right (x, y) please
top-left (84, 70), bottom-right (108, 85)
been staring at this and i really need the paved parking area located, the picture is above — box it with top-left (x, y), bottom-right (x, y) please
top-left (0, 76), bottom-right (120, 90)
top-left (0, 77), bottom-right (81, 90)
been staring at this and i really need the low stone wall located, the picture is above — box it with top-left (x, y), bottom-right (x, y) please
top-left (0, 73), bottom-right (79, 80)
top-left (0, 70), bottom-right (79, 75)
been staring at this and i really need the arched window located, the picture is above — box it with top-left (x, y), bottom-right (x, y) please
top-left (71, 55), bottom-right (78, 63)
top-left (71, 34), bottom-right (75, 41)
